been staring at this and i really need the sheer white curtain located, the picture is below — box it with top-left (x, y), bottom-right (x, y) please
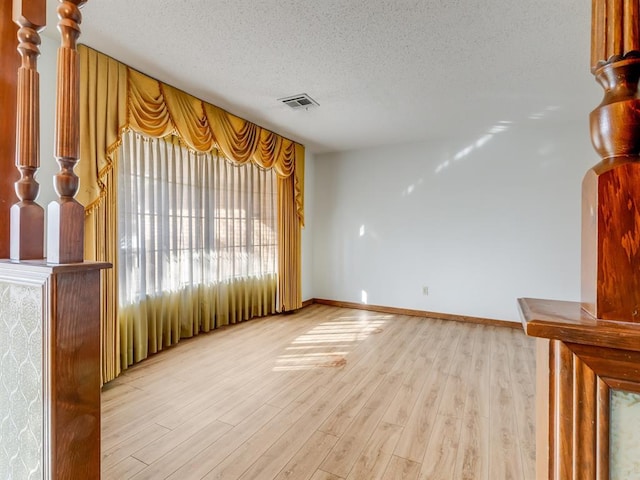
top-left (118, 130), bottom-right (278, 367)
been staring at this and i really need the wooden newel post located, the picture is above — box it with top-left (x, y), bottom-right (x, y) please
top-left (582, 0), bottom-right (640, 321)
top-left (47, 0), bottom-right (86, 264)
top-left (519, 2), bottom-right (640, 479)
top-left (10, 0), bottom-right (45, 260)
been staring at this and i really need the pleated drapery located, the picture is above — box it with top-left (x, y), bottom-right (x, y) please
top-left (118, 131), bottom-right (277, 368)
top-left (79, 45), bottom-right (304, 383)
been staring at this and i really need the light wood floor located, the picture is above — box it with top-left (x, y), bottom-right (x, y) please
top-left (101, 304), bottom-right (535, 480)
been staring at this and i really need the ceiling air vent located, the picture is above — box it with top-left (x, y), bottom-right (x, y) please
top-left (279, 93), bottom-right (319, 110)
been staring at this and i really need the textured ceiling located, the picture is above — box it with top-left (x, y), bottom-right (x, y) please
top-left (45, 1), bottom-right (597, 154)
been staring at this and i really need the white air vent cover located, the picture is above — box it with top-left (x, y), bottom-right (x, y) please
top-left (279, 93), bottom-right (319, 110)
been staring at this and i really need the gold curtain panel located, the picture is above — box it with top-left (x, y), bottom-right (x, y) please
top-left (78, 45), bottom-right (304, 383)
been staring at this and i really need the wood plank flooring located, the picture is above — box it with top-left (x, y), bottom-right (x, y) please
top-left (101, 304), bottom-right (535, 480)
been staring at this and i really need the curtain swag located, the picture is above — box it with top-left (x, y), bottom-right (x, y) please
top-left (78, 45), bottom-right (304, 224)
top-left (79, 45), bottom-right (304, 383)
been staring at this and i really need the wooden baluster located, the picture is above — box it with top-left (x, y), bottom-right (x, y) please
top-left (47, 0), bottom-right (87, 264)
top-left (10, 0), bottom-right (45, 260)
top-left (0, 0), bottom-right (20, 259)
top-left (583, 0), bottom-right (640, 321)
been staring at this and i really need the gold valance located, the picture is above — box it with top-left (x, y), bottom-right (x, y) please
top-left (78, 45), bottom-right (304, 225)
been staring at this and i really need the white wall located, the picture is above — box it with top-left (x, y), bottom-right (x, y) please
top-left (312, 120), bottom-right (597, 322)
top-left (301, 152), bottom-right (315, 301)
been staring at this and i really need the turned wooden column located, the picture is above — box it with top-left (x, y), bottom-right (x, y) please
top-left (10, 0), bottom-right (45, 260)
top-left (47, 0), bottom-right (86, 264)
top-left (582, 0), bottom-right (640, 321)
top-left (0, 0), bottom-right (19, 258)
top-left (520, 2), bottom-right (640, 479)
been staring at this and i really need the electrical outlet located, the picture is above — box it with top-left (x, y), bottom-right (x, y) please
top-left (422, 286), bottom-right (429, 296)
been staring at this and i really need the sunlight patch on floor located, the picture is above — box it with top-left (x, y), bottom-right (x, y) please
top-left (273, 315), bottom-right (388, 371)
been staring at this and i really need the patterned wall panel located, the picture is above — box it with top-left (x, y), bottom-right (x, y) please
top-left (611, 389), bottom-right (640, 480)
top-left (0, 281), bottom-right (43, 480)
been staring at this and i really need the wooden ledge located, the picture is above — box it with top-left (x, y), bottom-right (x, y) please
top-left (518, 297), bottom-right (640, 352)
top-left (0, 259), bottom-right (111, 284)
top-left (0, 259), bottom-right (111, 272)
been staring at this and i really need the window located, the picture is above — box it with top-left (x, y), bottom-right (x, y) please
top-left (117, 130), bottom-right (277, 309)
